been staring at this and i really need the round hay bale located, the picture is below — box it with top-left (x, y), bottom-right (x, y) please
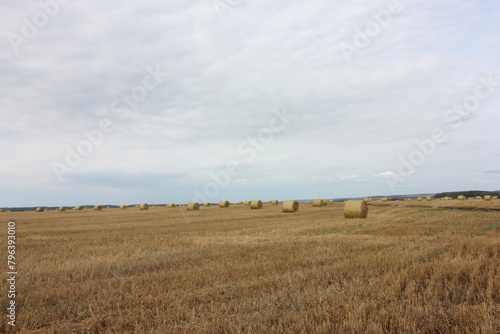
top-left (344, 200), bottom-right (368, 219)
top-left (244, 201), bottom-right (250, 206)
top-left (250, 200), bottom-right (262, 209)
top-left (493, 196), bottom-right (498, 200)
top-left (58, 206), bottom-right (67, 212)
top-left (0, 209), bottom-right (5, 212)
top-left (187, 202), bottom-right (200, 211)
top-left (476, 196), bottom-right (482, 199)
top-left (457, 195), bottom-right (465, 200)
top-left (426, 197), bottom-right (432, 201)
top-left (484, 195), bottom-right (491, 201)
top-left (166, 204), bottom-right (176, 208)
top-left (282, 200), bottom-right (299, 213)
top-left (119, 205), bottom-right (127, 209)
top-left (73, 206), bottom-right (83, 210)
top-left (270, 200), bottom-right (279, 205)
top-left (417, 197), bottom-right (423, 201)
top-left (203, 203), bottom-right (210, 207)
top-left (312, 199), bottom-right (323, 207)
top-left (322, 199), bottom-right (328, 206)
top-left (139, 203), bottom-right (149, 210)
top-left (36, 207), bottom-right (45, 212)
top-left (381, 197), bottom-right (388, 202)
top-left (93, 205), bottom-right (102, 210)
top-left (219, 201), bottom-right (230, 208)
top-left (330, 200), bottom-right (335, 203)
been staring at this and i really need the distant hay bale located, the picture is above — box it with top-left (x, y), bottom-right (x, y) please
top-left (322, 199), bottom-right (328, 206)
top-left (219, 201), bottom-right (230, 208)
top-left (58, 206), bottom-right (66, 212)
top-left (417, 198), bottom-right (423, 201)
top-left (203, 203), bottom-right (210, 207)
top-left (119, 205), bottom-right (127, 209)
top-left (426, 197), bottom-right (432, 201)
top-left (135, 205), bottom-right (140, 208)
top-left (406, 198), bottom-right (412, 201)
top-left (36, 207), bottom-right (45, 212)
top-left (312, 199), bottom-right (323, 207)
top-left (381, 197), bottom-right (388, 202)
top-left (363, 198), bottom-right (370, 202)
top-left (330, 200), bottom-right (335, 203)
top-left (73, 206), bottom-right (83, 210)
top-left (484, 195), bottom-right (491, 201)
top-left (282, 200), bottom-right (299, 213)
top-left (344, 200), bottom-right (368, 219)
top-left (244, 201), bottom-right (250, 206)
top-left (237, 201), bottom-right (243, 205)
top-left (187, 202), bottom-right (200, 210)
top-left (0, 209), bottom-right (5, 212)
top-left (476, 196), bottom-right (481, 199)
top-left (139, 203), bottom-right (149, 210)
top-left (166, 204), bottom-right (176, 208)
top-left (270, 200), bottom-right (279, 205)
top-left (93, 205), bottom-right (102, 211)
top-left (493, 196), bottom-right (498, 200)
top-left (250, 200), bottom-right (263, 209)
top-left (457, 195), bottom-right (465, 200)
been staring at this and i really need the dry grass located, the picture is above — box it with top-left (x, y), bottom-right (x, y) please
top-left (1, 201), bottom-right (498, 333)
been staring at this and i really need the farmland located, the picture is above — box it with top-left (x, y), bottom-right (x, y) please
top-left (1, 200), bottom-right (499, 333)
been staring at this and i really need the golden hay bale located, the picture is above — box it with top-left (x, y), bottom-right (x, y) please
top-left (187, 202), bottom-right (200, 210)
top-left (484, 195), bottom-right (491, 201)
top-left (344, 200), bottom-right (368, 219)
top-left (58, 206), bottom-right (67, 212)
top-left (381, 197), bottom-right (388, 202)
top-left (250, 200), bottom-right (262, 209)
top-left (219, 201), bottom-right (230, 208)
top-left (93, 205), bottom-right (102, 210)
top-left (493, 196), bottom-right (498, 200)
top-left (312, 199), bottom-right (323, 207)
top-left (417, 198), bottom-right (423, 201)
top-left (270, 200), bottom-right (279, 205)
top-left (119, 205), bottom-right (127, 209)
top-left (426, 197), bottom-right (432, 201)
top-left (321, 199), bottom-right (328, 206)
top-left (330, 200), bottom-right (335, 203)
top-left (139, 203), bottom-right (149, 210)
top-left (237, 201), bottom-right (243, 205)
top-left (476, 196), bottom-right (482, 199)
top-left (73, 206), bottom-right (83, 210)
top-left (166, 204), bottom-right (176, 208)
top-left (406, 198), bottom-right (412, 201)
top-left (244, 201), bottom-right (250, 206)
top-left (282, 200), bottom-right (299, 213)
top-left (135, 205), bottom-right (140, 208)
top-left (36, 207), bottom-right (45, 212)
top-left (457, 195), bottom-right (465, 200)
top-left (203, 203), bottom-right (210, 207)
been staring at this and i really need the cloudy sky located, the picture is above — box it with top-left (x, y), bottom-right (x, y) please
top-left (1, 0), bottom-right (499, 207)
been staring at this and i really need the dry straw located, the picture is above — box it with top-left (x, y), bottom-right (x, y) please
top-left (381, 197), bottom-right (388, 202)
top-left (219, 201), bottom-right (230, 208)
top-left (166, 204), bottom-right (176, 208)
top-left (203, 203), bottom-right (210, 207)
top-left (0, 209), bottom-right (5, 212)
top-left (244, 201), bottom-right (250, 206)
top-left (322, 199), bottom-right (328, 206)
top-left (493, 196), bottom-right (498, 200)
top-left (93, 205), bottom-right (102, 211)
top-left (417, 198), bottom-right (423, 201)
top-left (58, 207), bottom-right (67, 212)
top-left (476, 196), bottom-right (482, 199)
top-left (458, 195), bottom-right (465, 200)
top-left (484, 195), bottom-right (491, 201)
top-left (35, 207), bottom-right (45, 212)
top-left (426, 197), bottom-right (432, 201)
top-left (330, 200), bottom-right (335, 203)
top-left (250, 200), bottom-right (263, 209)
top-left (187, 202), bottom-right (200, 210)
top-left (73, 206), bottom-right (83, 210)
top-left (282, 200), bottom-right (299, 213)
top-left (139, 203), bottom-right (149, 210)
top-left (344, 200), bottom-right (368, 219)
top-left (312, 199), bottom-right (323, 207)
top-left (270, 200), bottom-right (278, 205)
top-left (119, 205), bottom-right (127, 209)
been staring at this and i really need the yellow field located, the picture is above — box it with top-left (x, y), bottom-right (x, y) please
top-left (1, 200), bottom-right (499, 333)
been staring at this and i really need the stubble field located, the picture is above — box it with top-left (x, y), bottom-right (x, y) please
top-left (1, 200), bottom-right (499, 333)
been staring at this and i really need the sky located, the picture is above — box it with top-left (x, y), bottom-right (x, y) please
top-left (1, 0), bottom-right (499, 207)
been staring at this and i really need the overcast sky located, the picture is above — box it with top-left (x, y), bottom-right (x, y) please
top-left (1, 0), bottom-right (499, 207)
